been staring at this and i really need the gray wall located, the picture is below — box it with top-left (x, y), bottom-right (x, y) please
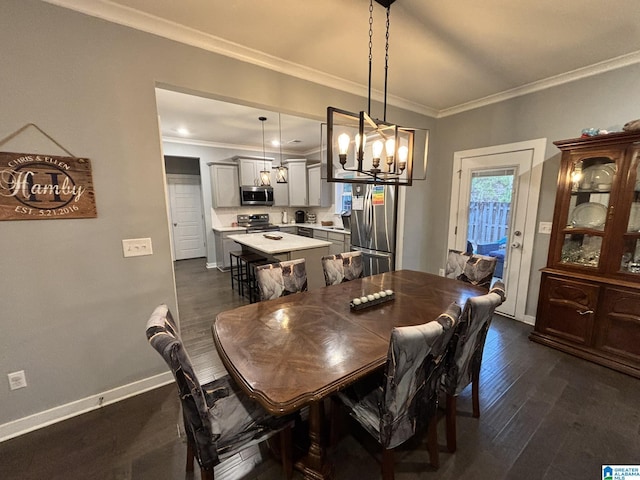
top-left (2, 0), bottom-right (639, 433)
top-left (0, 0), bottom-right (428, 429)
top-left (424, 64), bottom-right (640, 316)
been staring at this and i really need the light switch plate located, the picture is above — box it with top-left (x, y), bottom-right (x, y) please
top-left (122, 238), bottom-right (153, 257)
top-left (8, 370), bottom-right (27, 390)
top-left (538, 222), bottom-right (553, 234)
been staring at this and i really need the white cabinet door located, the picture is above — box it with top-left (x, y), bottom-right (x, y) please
top-left (287, 160), bottom-right (308, 206)
top-left (210, 163), bottom-right (239, 207)
top-left (307, 164), bottom-right (331, 207)
top-left (239, 158), bottom-right (272, 186)
top-left (272, 169), bottom-right (289, 206)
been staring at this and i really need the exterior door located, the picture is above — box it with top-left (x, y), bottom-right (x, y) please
top-left (167, 174), bottom-right (206, 260)
top-left (448, 139), bottom-right (546, 321)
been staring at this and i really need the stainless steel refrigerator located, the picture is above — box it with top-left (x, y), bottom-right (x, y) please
top-left (350, 184), bottom-right (397, 276)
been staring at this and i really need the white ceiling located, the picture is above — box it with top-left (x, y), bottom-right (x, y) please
top-left (43, 0), bottom-right (640, 151)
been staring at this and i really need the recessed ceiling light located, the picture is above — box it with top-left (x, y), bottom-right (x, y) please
top-left (177, 127), bottom-right (190, 136)
top-left (271, 139), bottom-right (280, 147)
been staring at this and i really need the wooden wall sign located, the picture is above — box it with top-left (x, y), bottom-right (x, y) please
top-left (0, 152), bottom-right (97, 220)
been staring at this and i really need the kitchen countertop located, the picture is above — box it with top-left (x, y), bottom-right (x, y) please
top-left (227, 232), bottom-right (331, 254)
top-left (213, 224), bottom-right (350, 234)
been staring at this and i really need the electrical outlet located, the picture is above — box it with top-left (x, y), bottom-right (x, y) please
top-left (438, 268), bottom-right (445, 277)
top-left (8, 370), bottom-right (27, 390)
top-left (122, 237), bottom-right (153, 257)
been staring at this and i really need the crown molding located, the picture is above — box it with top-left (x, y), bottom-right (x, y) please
top-left (41, 0), bottom-right (437, 118)
top-left (162, 136), bottom-right (319, 157)
top-left (438, 50), bottom-right (640, 118)
top-left (41, 1), bottom-right (640, 120)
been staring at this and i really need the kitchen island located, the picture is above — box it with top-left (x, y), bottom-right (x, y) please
top-left (227, 232), bottom-right (331, 290)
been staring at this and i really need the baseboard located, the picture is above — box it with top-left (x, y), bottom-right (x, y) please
top-left (523, 314), bottom-right (536, 326)
top-left (206, 261), bottom-right (216, 269)
top-left (0, 371), bottom-right (173, 443)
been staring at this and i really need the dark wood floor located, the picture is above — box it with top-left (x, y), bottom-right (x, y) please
top-left (1, 257), bottom-right (638, 479)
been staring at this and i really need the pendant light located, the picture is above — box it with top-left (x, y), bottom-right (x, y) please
top-left (273, 113), bottom-right (288, 183)
top-left (258, 116), bottom-right (271, 186)
top-left (326, 0), bottom-right (414, 186)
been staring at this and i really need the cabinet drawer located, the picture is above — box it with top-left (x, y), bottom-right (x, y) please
top-left (596, 287), bottom-right (640, 363)
top-left (327, 231), bottom-right (345, 242)
top-left (536, 275), bottom-right (599, 345)
top-left (313, 230), bottom-right (328, 239)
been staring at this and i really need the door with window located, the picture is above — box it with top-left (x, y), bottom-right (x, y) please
top-left (448, 139), bottom-right (546, 320)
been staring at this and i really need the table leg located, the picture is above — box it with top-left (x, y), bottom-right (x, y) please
top-left (296, 400), bottom-right (333, 480)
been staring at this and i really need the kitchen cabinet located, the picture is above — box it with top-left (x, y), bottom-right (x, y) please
top-left (279, 226), bottom-right (297, 234)
top-left (530, 131), bottom-right (640, 378)
top-left (214, 229), bottom-right (245, 271)
top-left (307, 163), bottom-right (332, 207)
top-left (313, 229), bottom-right (349, 255)
top-left (286, 159), bottom-right (308, 206)
top-left (238, 156), bottom-right (273, 186)
top-left (208, 162), bottom-right (240, 208)
top-left (272, 170), bottom-right (289, 206)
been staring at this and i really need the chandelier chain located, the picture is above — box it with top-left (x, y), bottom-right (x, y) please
top-left (384, 6), bottom-right (390, 121)
top-left (368, 0), bottom-right (374, 114)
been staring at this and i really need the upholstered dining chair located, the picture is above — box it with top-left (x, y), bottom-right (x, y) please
top-left (321, 251), bottom-right (364, 286)
top-left (255, 258), bottom-right (307, 301)
top-left (445, 249), bottom-right (498, 290)
top-left (145, 304), bottom-right (294, 480)
top-left (334, 302), bottom-right (462, 480)
top-left (441, 281), bottom-right (506, 452)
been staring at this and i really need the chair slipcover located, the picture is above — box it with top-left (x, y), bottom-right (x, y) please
top-left (145, 304), bottom-right (293, 469)
top-left (443, 281), bottom-right (506, 396)
top-left (255, 258), bottom-right (307, 301)
top-left (321, 251), bottom-right (364, 286)
top-left (337, 302), bottom-right (461, 450)
top-left (445, 249), bottom-right (498, 290)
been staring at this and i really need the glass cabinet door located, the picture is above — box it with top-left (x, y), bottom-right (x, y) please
top-left (560, 155), bottom-right (616, 268)
top-left (619, 147), bottom-right (640, 274)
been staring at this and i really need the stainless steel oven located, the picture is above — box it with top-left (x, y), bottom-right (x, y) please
top-left (240, 186), bottom-right (274, 206)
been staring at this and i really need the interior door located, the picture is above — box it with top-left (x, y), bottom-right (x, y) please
top-left (448, 139), bottom-right (546, 321)
top-left (167, 174), bottom-right (206, 260)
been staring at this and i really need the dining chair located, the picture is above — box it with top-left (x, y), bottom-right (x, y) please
top-left (334, 302), bottom-right (462, 480)
top-left (445, 249), bottom-right (498, 290)
top-left (441, 281), bottom-right (506, 452)
top-left (255, 258), bottom-right (307, 301)
top-left (145, 304), bottom-right (294, 480)
top-left (321, 251), bottom-right (364, 286)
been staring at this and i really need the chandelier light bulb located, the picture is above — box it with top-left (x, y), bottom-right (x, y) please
top-left (385, 138), bottom-right (395, 156)
top-left (398, 145), bottom-right (408, 171)
top-left (372, 140), bottom-right (383, 158)
top-left (338, 133), bottom-right (351, 155)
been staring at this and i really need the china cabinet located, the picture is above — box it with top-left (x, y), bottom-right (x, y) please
top-left (530, 131), bottom-right (640, 377)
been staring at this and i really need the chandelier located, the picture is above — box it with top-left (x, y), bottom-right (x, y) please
top-left (273, 113), bottom-right (288, 183)
top-left (326, 0), bottom-right (414, 186)
top-left (258, 116), bottom-right (271, 186)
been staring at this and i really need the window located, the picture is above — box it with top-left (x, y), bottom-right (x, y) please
top-left (334, 172), bottom-right (354, 213)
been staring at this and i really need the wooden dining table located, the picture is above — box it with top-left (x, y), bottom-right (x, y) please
top-left (212, 269), bottom-right (484, 480)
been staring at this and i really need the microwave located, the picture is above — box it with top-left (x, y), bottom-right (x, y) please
top-left (240, 185), bottom-right (274, 206)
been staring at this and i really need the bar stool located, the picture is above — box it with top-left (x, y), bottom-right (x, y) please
top-left (230, 251), bottom-right (268, 297)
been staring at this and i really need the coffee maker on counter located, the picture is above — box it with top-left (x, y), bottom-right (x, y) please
top-left (295, 210), bottom-right (305, 223)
